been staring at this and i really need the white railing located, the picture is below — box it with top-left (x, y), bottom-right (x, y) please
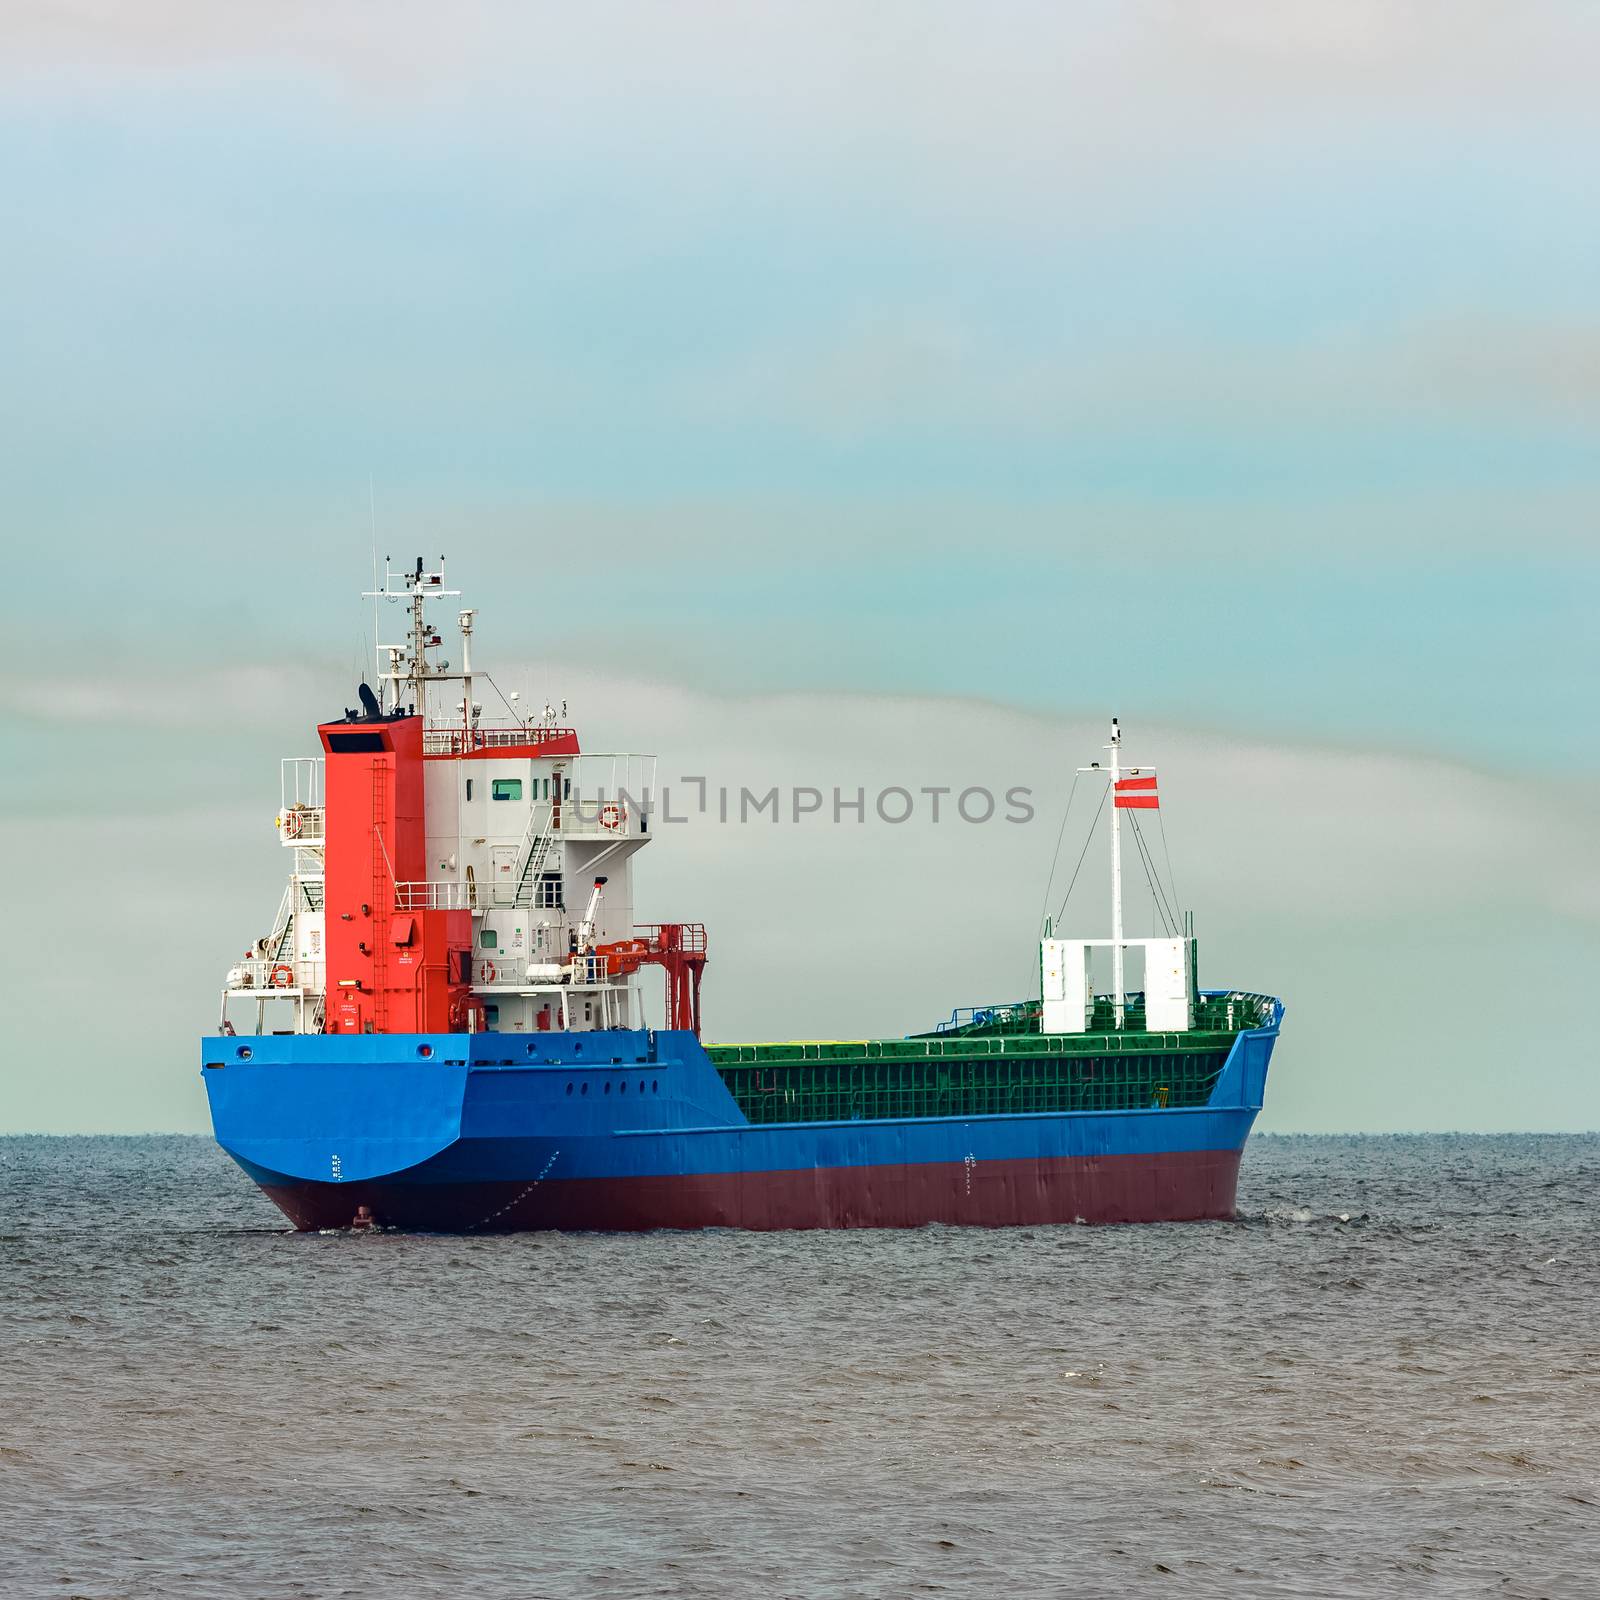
top-left (218, 975), bottom-right (326, 1036)
top-left (562, 754), bottom-right (657, 834)
top-left (277, 805), bottom-right (325, 844)
top-left (281, 756), bottom-right (323, 810)
top-left (554, 798), bottom-right (643, 838)
top-left (472, 951), bottom-right (615, 988)
top-left (422, 723), bottom-right (577, 756)
top-left (394, 879), bottom-right (480, 911)
top-left (226, 956), bottom-right (323, 992)
top-left (476, 954), bottom-right (535, 987)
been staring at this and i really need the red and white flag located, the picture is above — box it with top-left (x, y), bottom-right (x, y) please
top-left (1114, 773), bottom-right (1158, 809)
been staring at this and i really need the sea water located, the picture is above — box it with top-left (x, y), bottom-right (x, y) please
top-left (2, 1134), bottom-right (1596, 1599)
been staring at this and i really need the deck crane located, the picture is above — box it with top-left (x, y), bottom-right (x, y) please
top-left (566, 874), bottom-right (708, 1036)
top-left (577, 875), bottom-right (608, 951)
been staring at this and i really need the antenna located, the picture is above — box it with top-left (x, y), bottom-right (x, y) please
top-left (1108, 717), bottom-right (1124, 1029)
top-left (363, 555), bottom-right (461, 721)
top-left (368, 480), bottom-right (381, 711)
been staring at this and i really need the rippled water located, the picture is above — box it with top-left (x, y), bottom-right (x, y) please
top-left (3, 1134), bottom-right (1597, 1599)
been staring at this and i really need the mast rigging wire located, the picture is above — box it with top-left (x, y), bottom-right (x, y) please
top-left (1053, 782), bottom-right (1109, 931)
top-left (1128, 812), bottom-right (1179, 936)
top-left (1036, 772), bottom-right (1081, 936)
top-left (1156, 804), bottom-right (1182, 924)
top-left (480, 672), bottom-right (523, 723)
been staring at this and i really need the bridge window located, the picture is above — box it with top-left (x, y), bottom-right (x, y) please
top-left (492, 779), bottom-right (522, 801)
top-left (480, 928), bottom-right (498, 949)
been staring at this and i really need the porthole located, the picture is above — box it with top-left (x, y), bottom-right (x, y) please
top-left (639, 1080), bottom-right (645, 1095)
top-left (652, 1079), bottom-right (658, 1093)
top-left (620, 1080), bottom-right (627, 1094)
top-left (604, 1081), bottom-right (612, 1095)
top-left (566, 1083), bottom-right (574, 1096)
top-left (581, 1082), bottom-right (589, 1096)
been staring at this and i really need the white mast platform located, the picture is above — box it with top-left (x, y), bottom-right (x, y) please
top-left (1040, 718), bottom-right (1196, 1035)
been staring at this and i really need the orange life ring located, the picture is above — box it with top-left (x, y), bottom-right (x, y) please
top-left (267, 964), bottom-right (295, 988)
top-left (481, 959), bottom-right (497, 984)
top-left (600, 802), bottom-right (623, 831)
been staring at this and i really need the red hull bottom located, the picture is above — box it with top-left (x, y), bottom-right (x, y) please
top-left (262, 1148), bottom-right (1244, 1233)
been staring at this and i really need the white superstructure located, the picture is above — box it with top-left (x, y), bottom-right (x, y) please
top-left (219, 558), bottom-right (699, 1038)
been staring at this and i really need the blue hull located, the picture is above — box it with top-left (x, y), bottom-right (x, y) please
top-left (201, 1006), bottom-right (1280, 1231)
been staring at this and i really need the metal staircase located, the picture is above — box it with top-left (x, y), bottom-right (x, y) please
top-left (265, 884), bottom-right (294, 964)
top-left (509, 801), bottom-right (558, 906)
top-left (269, 878), bottom-right (324, 965)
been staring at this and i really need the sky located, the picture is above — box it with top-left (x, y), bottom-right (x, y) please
top-left (1, 2), bottom-right (1596, 1133)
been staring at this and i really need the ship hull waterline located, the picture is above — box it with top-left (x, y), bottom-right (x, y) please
top-left (203, 1015), bottom-right (1278, 1233)
top-left (254, 1145), bottom-right (1245, 1232)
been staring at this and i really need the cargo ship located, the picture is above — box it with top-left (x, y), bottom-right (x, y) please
top-left (202, 558), bottom-right (1282, 1231)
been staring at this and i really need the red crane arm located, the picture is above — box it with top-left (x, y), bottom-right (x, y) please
top-left (591, 924), bottom-right (708, 1037)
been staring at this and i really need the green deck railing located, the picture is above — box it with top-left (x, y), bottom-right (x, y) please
top-left (700, 992), bottom-right (1275, 1127)
top-left (924, 991), bottom-right (1276, 1039)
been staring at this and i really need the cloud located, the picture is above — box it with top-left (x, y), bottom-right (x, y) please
top-left (8, 3), bottom-right (1598, 155)
top-left (658, 311), bottom-right (1600, 457)
top-left (8, 669), bottom-right (1597, 1132)
top-left (3, 6), bottom-right (1596, 1138)
top-left (0, 664), bottom-right (321, 727)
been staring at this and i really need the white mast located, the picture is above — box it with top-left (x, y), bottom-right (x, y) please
top-left (369, 483), bottom-right (382, 712)
top-left (1051, 718), bottom-right (1191, 1039)
top-left (459, 607), bottom-right (475, 740)
top-left (1108, 716), bottom-right (1125, 1029)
